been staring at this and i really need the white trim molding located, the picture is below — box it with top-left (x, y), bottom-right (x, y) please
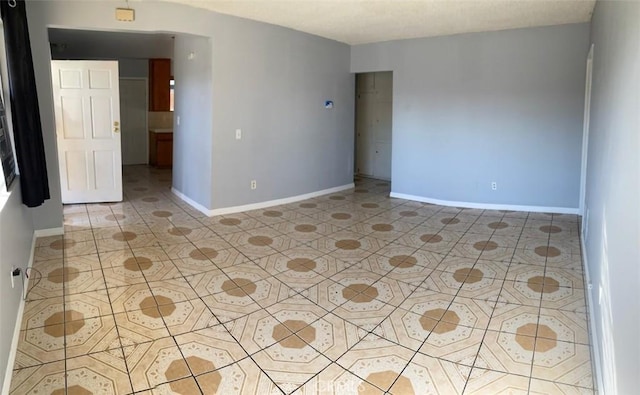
top-left (579, 43), bottom-right (595, 216)
top-left (581, 232), bottom-right (605, 394)
top-left (389, 192), bottom-right (580, 215)
top-left (170, 187), bottom-right (212, 216)
top-left (33, 227), bottom-right (64, 238)
top-left (173, 183), bottom-right (355, 217)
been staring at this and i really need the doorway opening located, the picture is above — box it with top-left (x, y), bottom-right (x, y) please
top-left (48, 29), bottom-right (175, 204)
top-left (354, 71), bottom-right (393, 182)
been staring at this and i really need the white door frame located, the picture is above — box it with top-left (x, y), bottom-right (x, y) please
top-left (579, 44), bottom-right (594, 218)
top-left (119, 77), bottom-right (149, 164)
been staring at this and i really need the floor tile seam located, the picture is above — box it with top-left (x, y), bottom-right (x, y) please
top-left (528, 375), bottom-right (596, 391)
top-left (118, 204), bottom-right (262, 325)
top-left (463, 365), bottom-right (539, 395)
top-left (273, 249), bottom-right (358, 281)
top-left (57, 179), bottom-right (588, 392)
top-left (411, 208), bottom-right (497, 305)
top-left (141, 374), bottom-right (204, 395)
top-left (218, 328), bottom-right (289, 395)
top-left (391, 346), bottom-right (476, 394)
top-left (162, 329), bottom-right (215, 395)
top-left (84, 204), bottom-right (138, 394)
top-left (62, 205), bottom-right (133, 391)
top-left (527, 212), bottom-right (556, 391)
top-left (332, 352), bottom-right (408, 394)
top-left (463, 210), bottom-right (531, 394)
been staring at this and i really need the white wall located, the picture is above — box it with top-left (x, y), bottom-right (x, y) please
top-left (584, 1), bottom-right (640, 393)
top-left (26, 0), bottom-right (354, 226)
top-left (351, 23), bottom-right (590, 211)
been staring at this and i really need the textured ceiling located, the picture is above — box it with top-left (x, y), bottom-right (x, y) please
top-left (154, 0), bottom-right (596, 44)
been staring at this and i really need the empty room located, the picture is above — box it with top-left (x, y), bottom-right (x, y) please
top-left (0, 0), bottom-right (637, 394)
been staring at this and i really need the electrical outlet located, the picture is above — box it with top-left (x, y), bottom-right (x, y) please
top-left (491, 181), bottom-right (497, 191)
top-left (10, 267), bottom-right (20, 288)
top-left (250, 180), bottom-right (257, 190)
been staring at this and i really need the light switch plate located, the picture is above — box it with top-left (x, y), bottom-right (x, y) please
top-left (235, 129), bottom-right (242, 140)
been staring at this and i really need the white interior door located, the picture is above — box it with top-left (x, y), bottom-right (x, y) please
top-left (119, 78), bottom-right (148, 165)
top-left (51, 60), bottom-right (122, 204)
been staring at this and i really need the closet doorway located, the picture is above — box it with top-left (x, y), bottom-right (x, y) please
top-left (355, 71), bottom-right (392, 180)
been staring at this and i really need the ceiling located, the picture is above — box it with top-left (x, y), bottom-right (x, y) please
top-left (155, 0), bottom-right (596, 45)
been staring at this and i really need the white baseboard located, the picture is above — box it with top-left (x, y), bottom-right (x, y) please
top-left (170, 188), bottom-right (212, 217)
top-left (172, 183), bottom-right (355, 217)
top-left (33, 227), bottom-right (64, 238)
top-left (2, 231), bottom-right (39, 395)
top-left (389, 192), bottom-right (580, 215)
top-left (581, 232), bottom-right (605, 393)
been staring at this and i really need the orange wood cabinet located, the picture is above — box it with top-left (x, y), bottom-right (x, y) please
top-left (149, 131), bottom-right (173, 168)
top-left (148, 59), bottom-right (171, 111)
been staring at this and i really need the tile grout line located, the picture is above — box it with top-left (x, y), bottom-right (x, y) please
top-left (18, 171), bottom-right (592, 394)
top-left (460, 210), bottom-right (531, 394)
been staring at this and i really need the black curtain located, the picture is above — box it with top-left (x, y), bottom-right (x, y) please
top-left (0, 0), bottom-right (49, 207)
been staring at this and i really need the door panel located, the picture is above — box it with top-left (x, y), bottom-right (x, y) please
top-left (59, 69), bottom-right (82, 88)
top-left (52, 60), bottom-right (122, 203)
top-left (374, 142), bottom-right (392, 180)
top-left (65, 151), bottom-right (88, 191)
top-left (374, 72), bottom-right (393, 102)
top-left (90, 97), bottom-right (114, 139)
top-left (356, 91), bottom-right (375, 176)
top-left (356, 73), bottom-right (375, 93)
top-left (93, 150), bottom-right (116, 189)
top-left (373, 101), bottom-right (392, 142)
top-left (88, 69), bottom-right (112, 89)
top-left (61, 97), bottom-right (84, 139)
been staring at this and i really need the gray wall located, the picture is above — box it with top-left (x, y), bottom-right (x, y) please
top-left (210, 16), bottom-right (354, 208)
top-left (172, 34), bottom-right (213, 207)
top-left (585, 1), bottom-right (640, 393)
top-left (0, 22), bottom-right (35, 390)
top-left (0, 181), bottom-right (35, 390)
top-left (26, 0), bottom-right (353, 227)
top-left (351, 23), bottom-right (590, 209)
top-left (117, 59), bottom-right (149, 79)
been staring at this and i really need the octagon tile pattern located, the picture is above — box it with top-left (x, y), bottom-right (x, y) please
top-left (10, 167), bottom-right (595, 394)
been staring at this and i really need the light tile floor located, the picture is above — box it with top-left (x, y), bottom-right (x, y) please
top-left (10, 166), bottom-right (596, 394)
